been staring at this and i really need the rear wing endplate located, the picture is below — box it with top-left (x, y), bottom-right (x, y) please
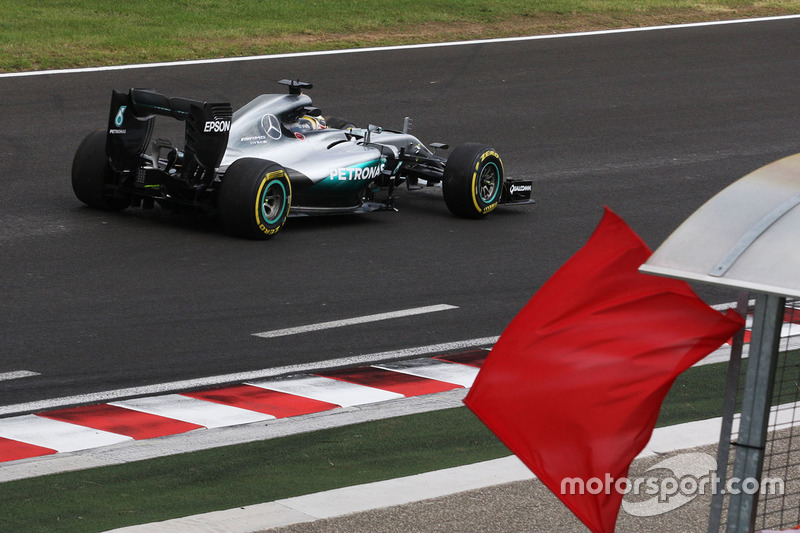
top-left (106, 89), bottom-right (233, 175)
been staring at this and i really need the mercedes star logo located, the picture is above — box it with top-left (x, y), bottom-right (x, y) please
top-left (261, 114), bottom-right (282, 140)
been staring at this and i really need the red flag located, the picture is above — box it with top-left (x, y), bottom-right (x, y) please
top-left (463, 207), bottom-right (744, 533)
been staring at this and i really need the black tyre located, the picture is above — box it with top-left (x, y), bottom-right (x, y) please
top-left (218, 158), bottom-right (291, 240)
top-left (71, 129), bottom-right (130, 211)
top-left (442, 143), bottom-right (504, 219)
top-left (325, 117), bottom-right (357, 130)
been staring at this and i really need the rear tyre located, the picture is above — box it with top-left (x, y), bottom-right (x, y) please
top-left (218, 158), bottom-right (291, 240)
top-left (442, 143), bottom-right (504, 219)
top-left (71, 129), bottom-right (130, 211)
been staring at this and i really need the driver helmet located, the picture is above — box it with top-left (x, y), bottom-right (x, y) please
top-left (296, 115), bottom-right (327, 131)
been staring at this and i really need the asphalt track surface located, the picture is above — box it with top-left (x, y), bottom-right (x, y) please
top-left (3, 15), bottom-right (800, 530)
top-left (3, 17), bottom-right (800, 412)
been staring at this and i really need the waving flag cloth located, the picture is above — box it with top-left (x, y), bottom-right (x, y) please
top-left (463, 207), bottom-right (744, 533)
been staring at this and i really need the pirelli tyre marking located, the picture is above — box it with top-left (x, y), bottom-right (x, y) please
top-left (218, 158), bottom-right (291, 240)
top-left (255, 170), bottom-right (291, 235)
top-left (471, 150), bottom-right (503, 215)
top-left (442, 143), bottom-right (505, 219)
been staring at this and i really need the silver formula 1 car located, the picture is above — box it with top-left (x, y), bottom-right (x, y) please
top-left (72, 79), bottom-right (533, 239)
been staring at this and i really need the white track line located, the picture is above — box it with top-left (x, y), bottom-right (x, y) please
top-left (0, 336), bottom-right (497, 417)
top-left (2, 15), bottom-right (799, 79)
top-left (374, 358), bottom-right (480, 388)
top-left (6, 299), bottom-right (785, 416)
top-left (0, 371), bottom-right (39, 382)
top-left (252, 304), bottom-right (458, 338)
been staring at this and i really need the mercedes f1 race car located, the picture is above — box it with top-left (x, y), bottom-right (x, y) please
top-left (72, 79), bottom-right (533, 239)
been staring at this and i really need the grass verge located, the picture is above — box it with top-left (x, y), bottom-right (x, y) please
top-left (2, 1), bottom-right (800, 72)
top-left (0, 358), bottom-right (737, 533)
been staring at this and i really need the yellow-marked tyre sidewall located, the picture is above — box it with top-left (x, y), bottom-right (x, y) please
top-left (253, 170), bottom-right (291, 237)
top-left (218, 158), bottom-right (291, 240)
top-left (443, 143), bottom-right (504, 219)
top-left (469, 150), bottom-right (502, 216)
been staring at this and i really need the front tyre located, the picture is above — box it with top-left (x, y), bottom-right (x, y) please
top-left (442, 143), bottom-right (504, 219)
top-left (71, 129), bottom-right (130, 211)
top-left (218, 158), bottom-right (291, 240)
top-left (325, 117), bottom-right (357, 130)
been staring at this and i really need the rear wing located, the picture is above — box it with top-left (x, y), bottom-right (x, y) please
top-left (106, 89), bottom-right (233, 179)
